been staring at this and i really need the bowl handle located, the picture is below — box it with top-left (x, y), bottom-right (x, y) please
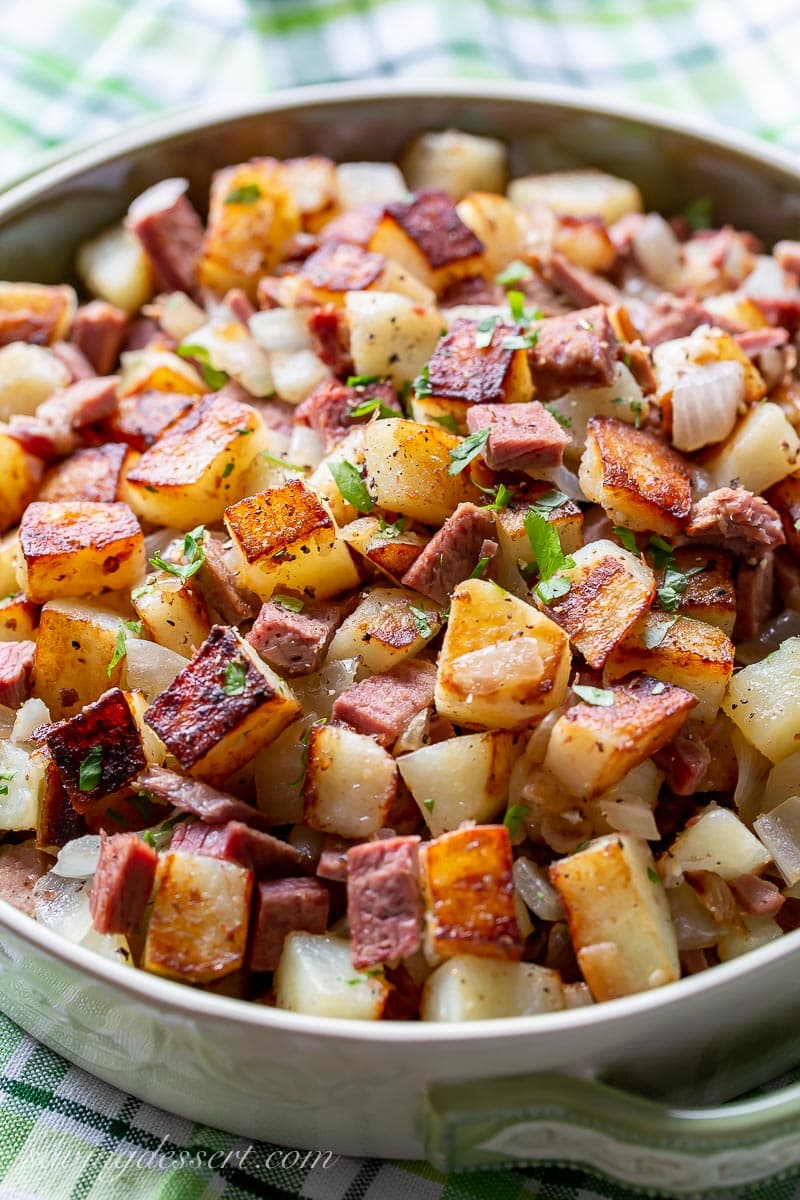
top-left (424, 1071), bottom-right (800, 1192)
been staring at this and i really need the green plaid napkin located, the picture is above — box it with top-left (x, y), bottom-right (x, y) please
top-left (4, 1), bottom-right (800, 1197)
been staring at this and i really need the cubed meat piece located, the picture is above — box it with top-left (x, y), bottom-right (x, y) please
top-left (223, 288), bottom-right (256, 325)
top-left (9, 375), bottom-right (119, 459)
top-left (653, 731), bottom-right (712, 796)
top-left (728, 874), bottom-right (785, 917)
top-left (89, 830), bottom-right (158, 935)
top-left (529, 304), bottom-right (617, 399)
top-left (126, 178), bottom-right (204, 293)
top-left (248, 877), bottom-right (330, 971)
top-left (295, 378), bottom-right (400, 450)
top-left (52, 341), bottom-right (95, 381)
top-left (686, 488), bottom-right (786, 556)
top-left (545, 253), bottom-right (622, 310)
top-left (195, 535), bottom-right (260, 626)
top-left (316, 834), bottom-right (352, 882)
top-left (401, 502), bottom-right (496, 604)
top-left (169, 819), bottom-right (303, 878)
top-left (0, 640), bottom-right (35, 707)
top-left (465, 401), bottom-right (570, 471)
top-left (347, 836), bottom-right (422, 969)
top-left (70, 301), bottom-right (129, 375)
top-left (307, 303), bottom-right (353, 376)
top-left (136, 765), bottom-right (276, 832)
top-left (247, 596), bottom-right (344, 677)
top-left (0, 840), bottom-right (47, 916)
top-left (643, 295), bottom-right (724, 347)
top-left (734, 553), bottom-right (775, 641)
top-left (331, 660), bottom-right (436, 748)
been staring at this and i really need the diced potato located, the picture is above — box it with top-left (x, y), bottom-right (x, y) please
top-left (346, 292), bottom-right (443, 388)
top-left (224, 479), bottom-right (360, 601)
top-left (507, 169), bottom-right (643, 224)
top-left (368, 190), bottom-right (484, 293)
top-left (494, 491), bottom-right (583, 594)
top-left (0, 531), bottom-right (19, 597)
top-left (407, 393), bottom-right (469, 435)
top-left (122, 394), bottom-right (268, 527)
top-left (455, 193), bottom-right (524, 276)
top-left (668, 547), bottom-right (736, 636)
top-left (269, 348), bottom-right (332, 406)
top-left (0, 281), bottom-right (75, 345)
top-left (754, 796), bottom-right (800, 885)
top-left (117, 348), bottom-right (205, 398)
top-left (398, 730), bottom-right (519, 836)
top-left (722, 637), bottom-right (800, 762)
top-left (125, 688), bottom-right (168, 766)
top-left (44, 687), bottom-right (146, 810)
top-left (341, 516), bottom-right (428, 585)
top-left (144, 625), bottom-right (301, 784)
top-left (280, 242), bottom-right (435, 308)
top-left (401, 130), bottom-right (508, 200)
top-left (549, 833), bottom-right (679, 1001)
top-left (553, 214), bottom-right (617, 274)
top-left (361, 418), bottom-right (479, 525)
top-left (198, 157), bottom-right (301, 298)
top-left (544, 674), bottom-right (697, 799)
top-left (76, 223), bottom-right (154, 314)
top-left (307, 428), bottom-right (367, 525)
top-left (0, 426), bottom-right (44, 533)
top-left (17, 502), bottom-right (144, 603)
top-left (659, 804), bottom-right (772, 885)
top-left (281, 155), bottom-right (339, 232)
top-left (0, 343), bottom-right (69, 420)
top-left (422, 825), bottom-right (523, 961)
top-left (704, 402), bottom-right (800, 494)
top-left (436, 579), bottom-right (571, 729)
top-left (717, 914), bottom-right (783, 962)
top-left (603, 613), bottom-right (734, 723)
top-left (0, 740), bottom-right (45, 831)
top-left (0, 594), bottom-right (38, 642)
top-left (38, 443), bottom-right (134, 506)
top-left (144, 851), bottom-right (252, 983)
top-left (275, 932), bottom-right (391, 1019)
top-left (179, 319), bottom-right (273, 398)
top-left (422, 956), bottom-right (564, 1021)
top-left (425, 319), bottom-right (533, 405)
top-left (132, 571), bottom-right (211, 658)
top-left (579, 416), bottom-right (692, 535)
top-left (328, 586), bottom-right (441, 674)
top-left (537, 539), bottom-right (655, 670)
top-left (252, 716), bottom-right (312, 826)
top-left (33, 599), bottom-right (128, 719)
top-left (303, 723), bottom-right (397, 838)
top-left (336, 161), bottom-right (407, 209)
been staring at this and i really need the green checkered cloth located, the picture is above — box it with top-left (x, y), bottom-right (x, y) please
top-left (3, 1), bottom-right (800, 1197)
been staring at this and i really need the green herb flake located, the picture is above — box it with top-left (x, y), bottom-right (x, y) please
top-left (328, 459), bottom-right (374, 514)
top-left (0, 769), bottom-right (15, 797)
top-left (131, 582), bottom-right (155, 601)
top-left (225, 183), bottom-right (262, 205)
top-left (572, 839), bottom-right (591, 855)
top-left (642, 616), bottom-right (678, 650)
top-left (507, 289), bottom-right (526, 323)
top-left (78, 745), bottom-right (103, 793)
top-left (496, 260), bottom-right (533, 287)
top-left (177, 344), bottom-right (228, 390)
top-left (535, 573), bottom-right (571, 605)
top-left (656, 566), bottom-right (691, 613)
top-left (408, 603), bottom-right (434, 639)
top-left (412, 364), bottom-right (433, 398)
top-left (573, 684), bottom-right (615, 707)
top-left (647, 866), bottom-right (661, 885)
top-left (149, 525), bottom-right (207, 582)
top-left (503, 803), bottom-right (529, 837)
top-left (577, 317), bottom-right (594, 331)
top-left (348, 395), bottom-right (397, 420)
top-left (378, 516), bottom-right (406, 539)
top-left (448, 426), bottom-right (491, 476)
top-left (629, 399), bottom-right (643, 429)
top-left (260, 451), bottom-right (306, 473)
top-left (524, 509), bottom-right (575, 582)
top-left (273, 594), bottom-right (304, 612)
top-left (235, 427), bottom-right (253, 436)
top-left (423, 798), bottom-right (435, 813)
top-left (647, 535), bottom-right (675, 571)
top-left (612, 525), bottom-right (639, 555)
top-left (142, 829), bottom-right (157, 849)
top-left (346, 374), bottom-right (382, 388)
top-left (480, 481), bottom-right (513, 511)
top-left (474, 315), bottom-right (498, 349)
top-left (223, 661), bottom-right (247, 697)
top-left (221, 461), bottom-right (235, 479)
top-left (501, 330), bottom-right (539, 351)
top-left (683, 195), bottom-right (714, 231)
top-left (469, 556), bottom-right (490, 580)
top-left (544, 403), bottom-right (572, 430)
top-left (530, 488), bottom-right (568, 515)
top-left (431, 412), bottom-right (461, 435)
top-left (794, 518), bottom-right (800, 532)
top-left (106, 619), bottom-right (144, 677)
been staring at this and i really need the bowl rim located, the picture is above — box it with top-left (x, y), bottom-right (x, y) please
top-left (2, 78), bottom-right (800, 1043)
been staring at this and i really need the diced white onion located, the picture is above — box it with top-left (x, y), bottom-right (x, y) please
top-left (732, 727), bottom-right (772, 826)
top-left (287, 823), bottom-right (325, 869)
top-left (144, 527), bottom-right (182, 557)
top-left (52, 835), bottom-right (102, 879)
top-left (451, 639), bottom-right (544, 696)
top-left (11, 697), bottom-right (50, 744)
top-left (181, 321), bottom-right (274, 397)
top-left (741, 255), bottom-right (800, 299)
top-left (33, 873), bottom-right (93, 942)
top-left (522, 708), bottom-right (564, 768)
top-left (754, 796), bottom-right (800, 885)
top-left (124, 638), bottom-right (186, 703)
top-left (439, 304), bottom-right (503, 330)
top-left (393, 707), bottom-right (431, 755)
top-left (513, 857), bottom-right (564, 922)
top-left (737, 610), bottom-right (800, 666)
top-left (336, 161), bottom-right (407, 209)
top-left (667, 881), bottom-right (719, 950)
top-left (290, 658), bottom-right (359, 720)
top-left (249, 309), bottom-right (312, 353)
top-left (689, 462), bottom-right (716, 500)
top-left (270, 349), bottom-right (330, 405)
top-left (150, 291), bottom-right (207, 341)
top-left (0, 706), bottom-right (17, 741)
top-left (287, 423), bottom-right (325, 470)
top-left (763, 752), bottom-right (800, 814)
top-left (127, 177), bottom-right (189, 222)
top-left (632, 213), bottom-right (682, 288)
top-left (670, 360), bottom-right (744, 453)
top-left (532, 463), bottom-right (584, 500)
top-left (596, 796), bottom-right (660, 840)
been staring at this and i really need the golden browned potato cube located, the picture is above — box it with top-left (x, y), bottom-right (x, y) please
top-left (117, 348), bottom-right (206, 398)
top-left (224, 478), bottom-right (360, 601)
top-left (722, 636), bottom-right (800, 762)
top-left (603, 613), bottom-right (734, 723)
top-left (436, 579), bottom-right (570, 730)
top-left (0, 282), bottom-right (76, 344)
top-left (122, 393), bottom-right (268, 527)
top-left (281, 241), bottom-right (434, 308)
top-left (0, 426), bottom-right (43, 533)
top-left (144, 624), bottom-right (301, 784)
top-left (327, 586), bottom-right (442, 674)
top-left (549, 833), bottom-right (680, 1001)
top-left (132, 571), bottom-right (212, 659)
top-left (455, 193), bottom-right (525, 277)
top-left (198, 158), bottom-right (301, 298)
top-left (303, 722), bottom-right (397, 838)
top-left (579, 416), bottom-right (692, 536)
top-left (507, 169), bottom-right (643, 223)
top-left (33, 599), bottom-right (128, 718)
top-left (144, 850), bottom-right (253, 983)
top-left (38, 443), bottom-right (134, 505)
top-left (368, 190), bottom-right (485, 293)
top-left (401, 130), bottom-right (508, 200)
top-left (341, 516), bottom-right (427, 584)
top-left (345, 291), bottom-right (444, 388)
top-left (553, 214), bottom-right (617, 274)
top-left (17, 501), bottom-right (144, 604)
top-left (44, 686), bottom-right (146, 811)
top-left (665, 547), bottom-right (737, 636)
top-left (425, 319), bottom-right (532, 406)
top-left (544, 674), bottom-right (697, 799)
top-left (0, 594), bottom-right (38, 642)
top-left (361, 418), bottom-right (480, 526)
top-left (407, 393), bottom-right (470, 435)
top-left (538, 539), bottom-right (655, 670)
top-left (281, 155), bottom-right (339, 232)
top-left (704, 403), bottom-right (800, 495)
top-left (421, 825), bottom-right (523, 961)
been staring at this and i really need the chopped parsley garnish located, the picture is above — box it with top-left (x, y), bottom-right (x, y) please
top-left (682, 195), bottom-right (714, 231)
top-left (474, 315), bottom-right (498, 349)
top-left (535, 574), bottom-right (572, 605)
top-left (612, 525), bottom-right (639, 555)
top-left (422, 798), bottom-right (435, 813)
top-left (656, 564), bottom-right (705, 613)
top-left (78, 745), bottom-right (103, 792)
top-left (794, 518), bottom-right (800, 532)
top-left (503, 804), bottom-right (529, 837)
top-left (572, 839), bottom-right (591, 854)
top-left (507, 289), bottom-right (526, 323)
top-left (647, 866), bottom-right (661, 885)
top-left (223, 661), bottom-right (247, 697)
top-left (221, 461), bottom-right (235, 479)
top-left (412, 364), bottom-right (433, 397)
top-left (524, 508), bottom-right (575, 604)
top-left (150, 526), bottom-right (206, 581)
top-left (408, 603), bottom-right (434, 639)
top-left (629, 399), bottom-right (643, 429)
top-left (432, 412), bottom-right (461, 434)
top-left (224, 183), bottom-right (262, 205)
top-left (346, 967), bottom-right (384, 984)
top-left (573, 684), bottom-right (615, 707)
top-left (106, 619), bottom-right (144, 676)
top-left (496, 260), bottom-right (533, 287)
top-left (647, 535), bottom-right (676, 571)
top-left (448, 426), bottom-right (491, 476)
top-left (479, 481), bottom-right (513, 511)
top-left (273, 594), bottom-right (304, 612)
top-left (348, 395), bottom-right (397, 420)
top-left (642, 616), bottom-right (678, 649)
top-left (131, 582), bottom-right (155, 601)
top-left (328, 459), bottom-right (374, 513)
top-left (544, 403), bottom-right (572, 430)
top-left (378, 516), bottom-right (406, 538)
top-left (529, 488), bottom-right (568, 515)
top-left (0, 770), bottom-right (15, 797)
top-left (260, 451), bottom-right (306, 472)
top-left (235, 427), bottom-right (253, 436)
top-left (501, 330), bottom-right (539, 351)
top-left (346, 374), bottom-right (382, 387)
top-left (177, 344), bottom-right (228, 390)
top-left (469, 556), bottom-right (490, 580)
